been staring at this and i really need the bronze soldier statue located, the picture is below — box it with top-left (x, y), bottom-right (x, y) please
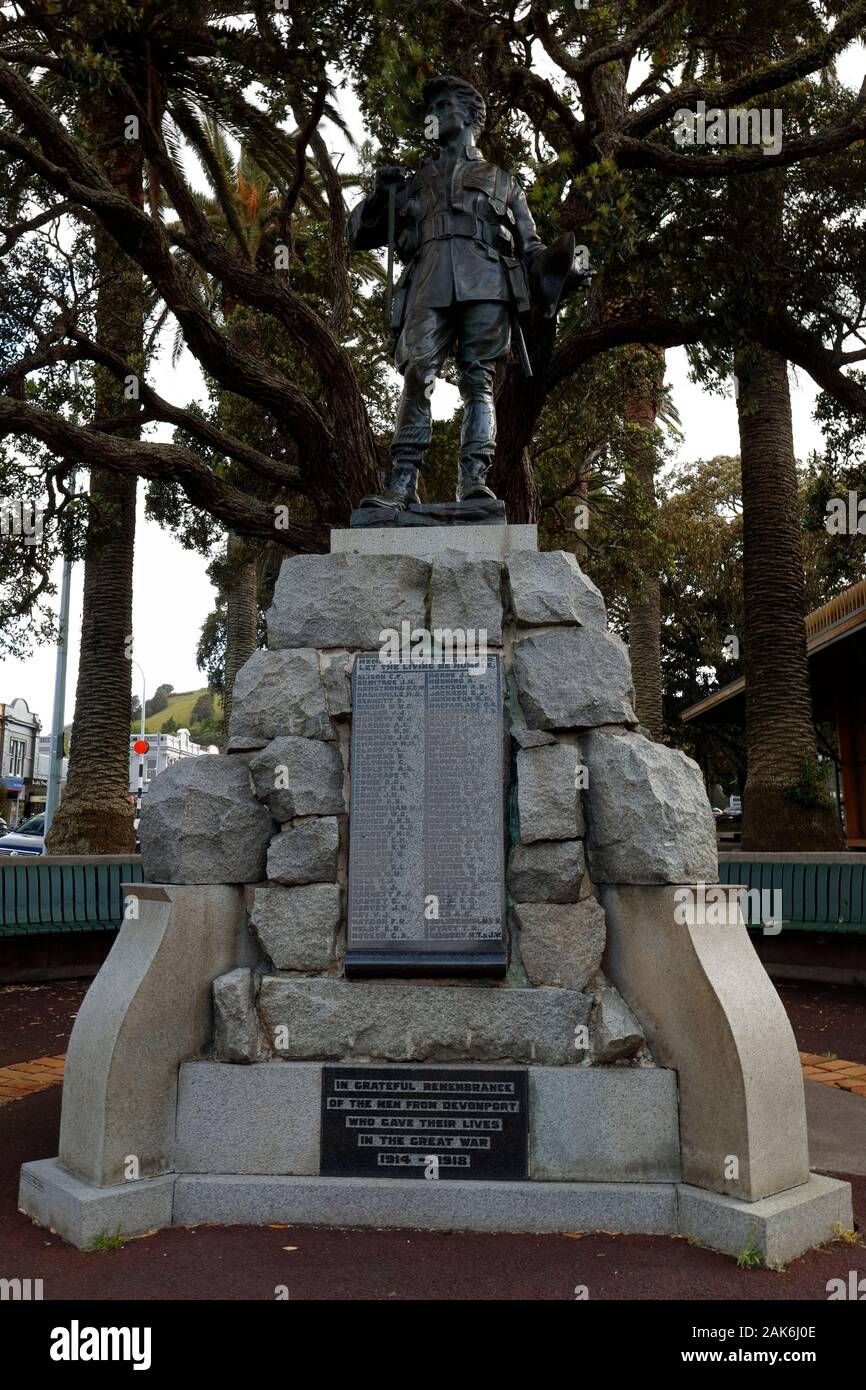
top-left (348, 74), bottom-right (588, 509)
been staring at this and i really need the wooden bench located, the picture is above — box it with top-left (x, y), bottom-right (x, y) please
top-left (718, 855), bottom-right (866, 934)
top-left (0, 855), bottom-right (146, 939)
top-left (719, 853), bottom-right (866, 986)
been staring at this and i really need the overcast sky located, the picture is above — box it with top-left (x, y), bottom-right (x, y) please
top-left (2, 42), bottom-right (863, 732)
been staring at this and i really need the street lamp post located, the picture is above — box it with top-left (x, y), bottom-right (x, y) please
top-left (130, 660), bottom-right (147, 812)
top-left (44, 474), bottom-right (76, 836)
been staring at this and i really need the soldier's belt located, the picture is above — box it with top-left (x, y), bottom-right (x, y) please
top-left (419, 211), bottom-right (511, 244)
top-left (418, 211), bottom-right (480, 242)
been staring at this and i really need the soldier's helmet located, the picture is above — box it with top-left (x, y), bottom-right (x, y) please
top-left (422, 74), bottom-right (486, 135)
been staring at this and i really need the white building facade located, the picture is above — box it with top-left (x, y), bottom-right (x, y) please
top-left (0, 697), bottom-right (41, 820)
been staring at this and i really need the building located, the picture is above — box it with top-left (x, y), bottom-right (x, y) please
top-left (129, 727), bottom-right (219, 804)
top-left (26, 734), bottom-right (70, 818)
top-left (683, 578), bottom-right (866, 847)
top-left (0, 697), bottom-right (41, 822)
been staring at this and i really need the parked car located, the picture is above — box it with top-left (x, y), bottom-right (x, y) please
top-left (0, 812), bottom-right (46, 856)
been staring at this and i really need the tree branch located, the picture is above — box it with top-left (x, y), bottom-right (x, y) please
top-left (0, 396), bottom-right (326, 551)
top-left (625, 0), bottom-right (866, 136)
top-left (530, 0), bottom-right (685, 83)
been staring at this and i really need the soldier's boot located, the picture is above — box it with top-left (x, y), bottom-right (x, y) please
top-left (456, 453), bottom-right (497, 503)
top-left (360, 460), bottom-right (421, 510)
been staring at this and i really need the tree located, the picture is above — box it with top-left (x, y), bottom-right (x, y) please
top-left (703, 0), bottom-right (845, 848)
top-left (3, 2), bottom-right (866, 856)
top-left (45, 68), bottom-right (145, 854)
top-left (620, 344), bottom-right (667, 738)
top-left (191, 691), bottom-right (214, 724)
top-left (145, 683), bottom-right (174, 717)
top-left (3, 4), bottom-right (865, 549)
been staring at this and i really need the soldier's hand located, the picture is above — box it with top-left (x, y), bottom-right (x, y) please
top-left (374, 164), bottom-right (409, 191)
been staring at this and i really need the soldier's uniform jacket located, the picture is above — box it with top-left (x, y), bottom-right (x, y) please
top-left (348, 145), bottom-right (546, 334)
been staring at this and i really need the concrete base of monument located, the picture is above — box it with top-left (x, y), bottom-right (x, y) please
top-left (19, 1159), bottom-right (851, 1261)
top-left (172, 1062), bottom-right (682, 1182)
top-left (18, 1160), bottom-right (174, 1251)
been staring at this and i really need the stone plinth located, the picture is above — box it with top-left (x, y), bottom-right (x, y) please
top-left (19, 525), bottom-right (848, 1265)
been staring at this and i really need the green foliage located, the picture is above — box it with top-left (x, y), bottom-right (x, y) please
top-left (141, 687), bottom-right (222, 736)
top-left (191, 691), bottom-right (214, 724)
top-left (735, 1226), bottom-right (765, 1269)
top-left (85, 1229), bottom-right (127, 1253)
top-left (786, 753), bottom-right (836, 811)
top-left (144, 683), bottom-right (174, 718)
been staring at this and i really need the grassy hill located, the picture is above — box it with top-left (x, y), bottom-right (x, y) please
top-left (137, 689), bottom-right (223, 735)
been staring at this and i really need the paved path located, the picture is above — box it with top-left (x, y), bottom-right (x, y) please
top-left (805, 1081), bottom-right (866, 1177)
top-left (800, 1052), bottom-right (866, 1096)
top-left (0, 1056), bottom-right (64, 1105)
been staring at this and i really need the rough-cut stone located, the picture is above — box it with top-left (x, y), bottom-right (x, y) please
top-left (319, 649), bottom-right (353, 719)
top-left (213, 968), bottom-right (261, 1062)
top-left (267, 553), bottom-right (429, 650)
top-left (507, 550), bottom-right (607, 627)
top-left (227, 648), bottom-right (333, 750)
top-left (511, 728), bottom-right (556, 749)
top-left (517, 742), bottom-right (584, 842)
top-left (258, 977), bottom-right (591, 1065)
top-left (140, 755), bottom-right (273, 884)
top-left (514, 900), bottom-right (606, 990)
top-left (591, 984), bottom-right (645, 1062)
top-left (250, 884), bottom-right (340, 971)
top-left (430, 551), bottom-right (503, 646)
top-left (508, 840), bottom-right (584, 903)
top-left (585, 730), bottom-right (718, 884)
top-left (513, 628), bottom-right (636, 730)
top-left (249, 737), bottom-right (344, 824)
top-left (267, 818), bottom-right (339, 885)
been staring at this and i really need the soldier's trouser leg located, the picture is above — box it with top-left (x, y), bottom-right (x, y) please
top-left (455, 300), bottom-right (512, 499)
top-left (391, 305), bottom-right (457, 468)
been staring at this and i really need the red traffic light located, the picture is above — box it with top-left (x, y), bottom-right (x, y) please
top-left (133, 739), bottom-right (149, 754)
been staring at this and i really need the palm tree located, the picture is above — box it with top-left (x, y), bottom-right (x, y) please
top-left (719, 12), bottom-right (843, 852)
top-left (11, 2), bottom-right (331, 849)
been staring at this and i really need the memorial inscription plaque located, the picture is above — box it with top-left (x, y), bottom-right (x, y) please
top-left (320, 1065), bottom-right (529, 1180)
top-left (346, 655), bottom-right (507, 976)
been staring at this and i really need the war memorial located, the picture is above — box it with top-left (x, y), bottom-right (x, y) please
top-left (17, 74), bottom-right (852, 1266)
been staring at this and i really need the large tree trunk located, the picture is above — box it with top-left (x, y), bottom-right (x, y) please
top-left (622, 345), bottom-right (665, 740)
top-left (46, 106), bottom-right (144, 854)
top-left (736, 350), bottom-right (842, 849)
top-left (490, 339), bottom-right (550, 521)
top-left (222, 532), bottom-right (259, 736)
top-left (713, 20), bottom-right (842, 851)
